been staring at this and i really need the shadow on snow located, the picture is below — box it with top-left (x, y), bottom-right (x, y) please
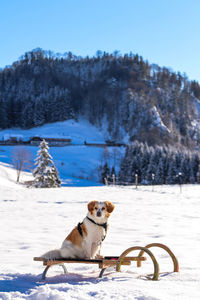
top-left (0, 270), bottom-right (130, 294)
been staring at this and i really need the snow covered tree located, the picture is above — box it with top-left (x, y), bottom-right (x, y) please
top-left (32, 139), bottom-right (61, 188)
top-left (155, 158), bottom-right (165, 184)
top-left (51, 164), bottom-right (62, 186)
top-left (100, 162), bottom-right (110, 184)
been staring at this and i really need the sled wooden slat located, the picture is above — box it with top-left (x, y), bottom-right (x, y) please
top-left (34, 256), bottom-right (146, 264)
top-left (100, 260), bottom-right (131, 268)
top-left (105, 256), bottom-right (147, 261)
top-left (33, 256), bottom-right (143, 266)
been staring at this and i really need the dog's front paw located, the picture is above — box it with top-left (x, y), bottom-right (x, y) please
top-left (84, 256), bottom-right (91, 260)
top-left (95, 254), bottom-right (104, 259)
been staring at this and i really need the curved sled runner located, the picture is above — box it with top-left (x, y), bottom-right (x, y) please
top-left (34, 243), bottom-right (179, 280)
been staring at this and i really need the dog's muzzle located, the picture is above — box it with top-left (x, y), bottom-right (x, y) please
top-left (96, 210), bottom-right (102, 217)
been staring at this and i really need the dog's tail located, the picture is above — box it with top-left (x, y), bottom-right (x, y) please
top-left (41, 249), bottom-right (62, 260)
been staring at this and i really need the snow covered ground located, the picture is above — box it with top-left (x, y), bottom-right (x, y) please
top-left (0, 163), bottom-right (200, 299)
top-left (0, 145), bottom-right (123, 186)
top-left (0, 119), bottom-right (125, 186)
top-left (0, 119), bottom-right (107, 144)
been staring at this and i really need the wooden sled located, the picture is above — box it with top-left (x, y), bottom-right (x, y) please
top-left (34, 243), bottom-right (179, 281)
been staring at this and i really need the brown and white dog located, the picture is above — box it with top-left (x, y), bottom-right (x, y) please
top-left (41, 200), bottom-right (115, 260)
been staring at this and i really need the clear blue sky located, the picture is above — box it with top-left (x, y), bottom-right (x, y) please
top-left (1, 0), bottom-right (200, 82)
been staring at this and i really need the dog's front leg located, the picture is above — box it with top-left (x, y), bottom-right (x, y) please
top-left (94, 241), bottom-right (103, 259)
top-left (91, 241), bottom-right (102, 259)
top-left (84, 239), bottom-right (102, 259)
top-left (83, 241), bottom-right (98, 259)
top-left (83, 240), bottom-right (93, 259)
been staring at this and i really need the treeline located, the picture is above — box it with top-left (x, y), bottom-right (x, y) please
top-left (0, 48), bottom-right (200, 148)
top-left (103, 142), bottom-right (200, 185)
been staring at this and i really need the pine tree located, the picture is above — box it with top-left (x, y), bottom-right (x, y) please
top-left (166, 158), bottom-right (177, 184)
top-left (155, 157), bottom-right (165, 184)
top-left (101, 162), bottom-right (110, 184)
top-left (51, 165), bottom-right (61, 186)
top-left (32, 139), bottom-right (61, 188)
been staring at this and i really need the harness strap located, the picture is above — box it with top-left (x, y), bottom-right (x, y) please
top-left (77, 222), bottom-right (83, 237)
top-left (86, 217), bottom-right (108, 241)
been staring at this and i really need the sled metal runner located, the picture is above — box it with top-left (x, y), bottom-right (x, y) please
top-left (34, 243), bottom-right (179, 280)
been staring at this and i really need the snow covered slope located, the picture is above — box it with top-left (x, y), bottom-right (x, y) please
top-left (0, 119), bottom-right (125, 186)
top-left (0, 163), bottom-right (200, 299)
top-left (0, 119), bottom-right (107, 144)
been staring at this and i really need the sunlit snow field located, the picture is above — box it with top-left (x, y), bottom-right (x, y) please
top-left (0, 163), bottom-right (200, 299)
top-left (0, 119), bottom-right (125, 186)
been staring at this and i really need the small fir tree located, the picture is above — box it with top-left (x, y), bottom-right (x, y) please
top-left (32, 139), bottom-right (61, 188)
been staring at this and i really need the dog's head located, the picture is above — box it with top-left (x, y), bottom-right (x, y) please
top-left (87, 200), bottom-right (115, 221)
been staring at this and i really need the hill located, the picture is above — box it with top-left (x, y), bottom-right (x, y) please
top-left (0, 48), bottom-right (200, 149)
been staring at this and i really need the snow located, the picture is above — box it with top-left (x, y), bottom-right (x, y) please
top-left (0, 119), bottom-right (106, 145)
top-left (151, 107), bottom-right (170, 133)
top-left (0, 163), bottom-right (200, 299)
top-left (0, 119), bottom-right (125, 186)
top-left (0, 145), bottom-right (124, 187)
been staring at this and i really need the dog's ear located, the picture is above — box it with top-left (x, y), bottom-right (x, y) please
top-left (88, 201), bottom-right (98, 213)
top-left (105, 201), bottom-right (115, 213)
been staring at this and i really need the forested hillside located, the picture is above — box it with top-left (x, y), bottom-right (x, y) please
top-left (0, 48), bottom-right (200, 149)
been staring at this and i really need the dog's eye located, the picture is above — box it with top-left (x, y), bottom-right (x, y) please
top-left (95, 207), bottom-right (98, 210)
top-left (102, 207), bottom-right (105, 210)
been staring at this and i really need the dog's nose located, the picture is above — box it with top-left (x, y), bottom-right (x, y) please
top-left (97, 210), bottom-right (102, 217)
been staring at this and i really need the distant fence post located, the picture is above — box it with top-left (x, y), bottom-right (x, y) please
top-left (178, 172), bottom-right (182, 193)
top-left (135, 174), bottom-right (138, 189)
top-left (152, 173), bottom-right (155, 191)
top-left (112, 174), bottom-right (116, 185)
top-left (104, 177), bottom-right (108, 186)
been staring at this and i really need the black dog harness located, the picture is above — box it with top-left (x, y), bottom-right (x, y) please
top-left (77, 217), bottom-right (108, 241)
top-left (77, 222), bottom-right (84, 237)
